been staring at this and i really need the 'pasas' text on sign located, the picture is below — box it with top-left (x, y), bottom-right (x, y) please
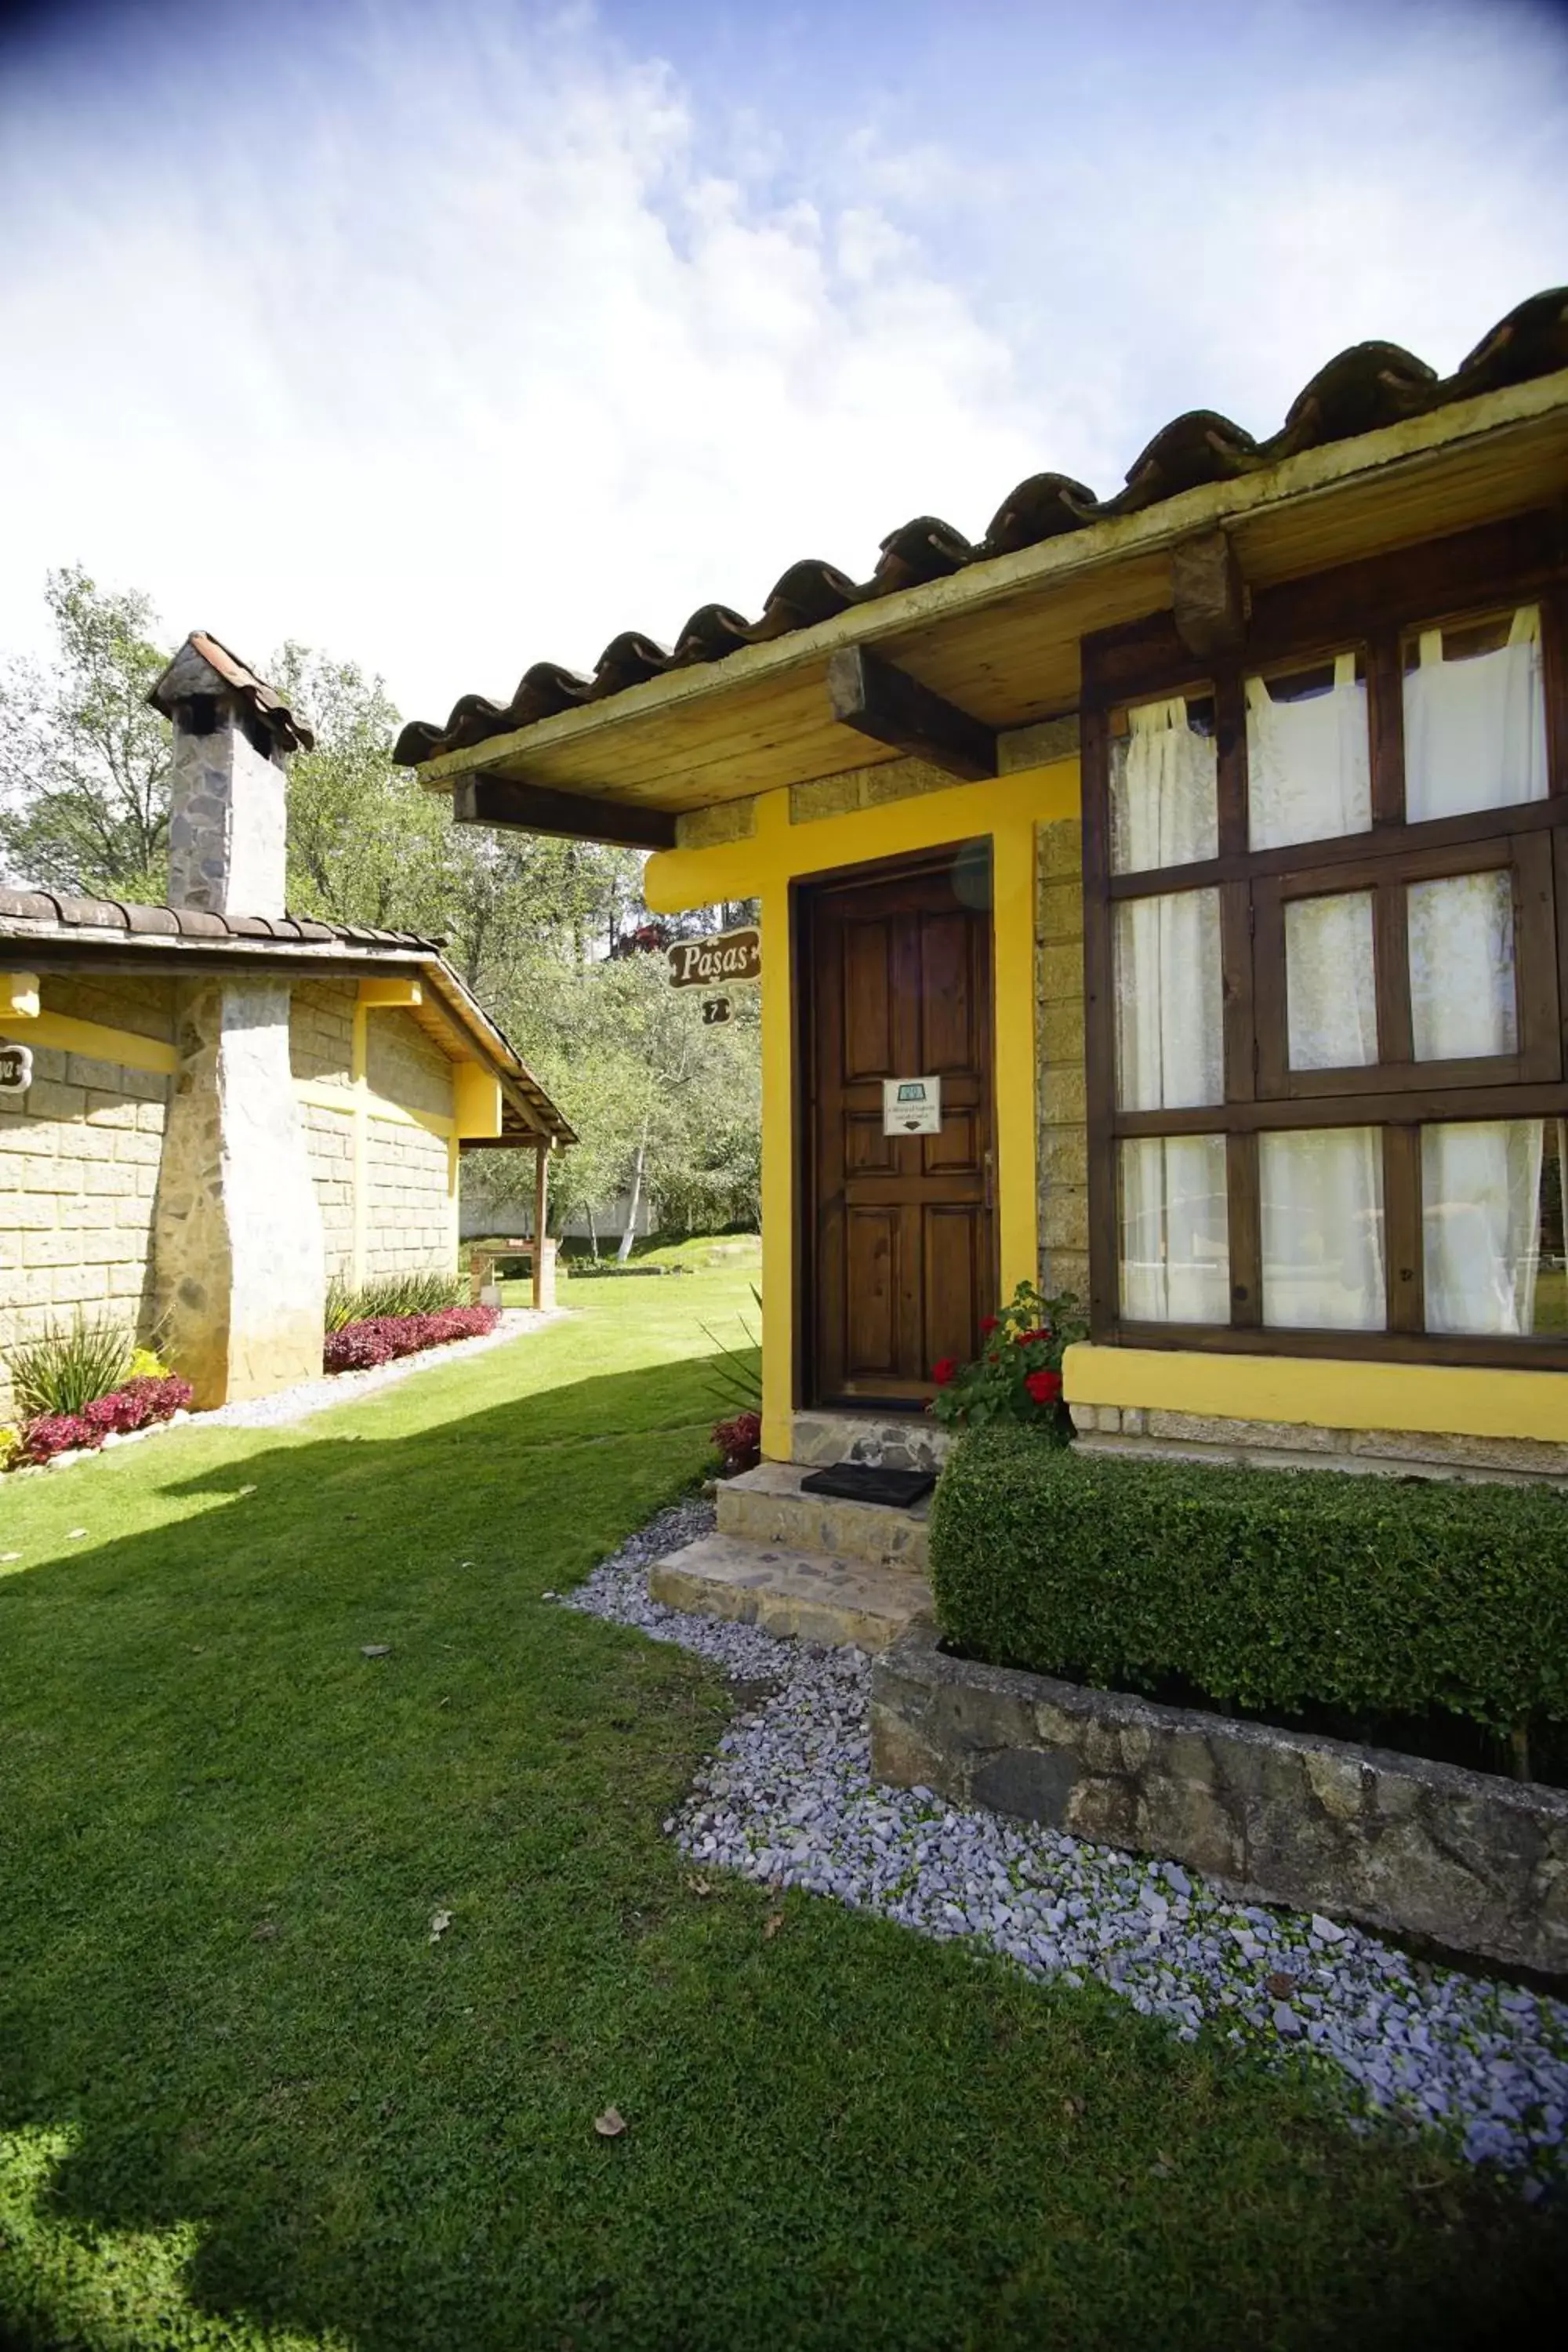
top-left (667, 928), bottom-right (760, 989)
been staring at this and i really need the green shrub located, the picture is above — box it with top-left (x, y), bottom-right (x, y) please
top-left (325, 1270), bottom-right (466, 1332)
top-left (928, 1425), bottom-right (1568, 1744)
top-left (5, 1313), bottom-right (135, 1420)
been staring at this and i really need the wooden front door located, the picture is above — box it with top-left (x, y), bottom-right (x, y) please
top-left (802, 847), bottom-right (996, 1407)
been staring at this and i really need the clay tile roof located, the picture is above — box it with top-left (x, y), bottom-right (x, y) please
top-left (148, 631), bottom-right (315, 755)
top-left (394, 285), bottom-right (1568, 768)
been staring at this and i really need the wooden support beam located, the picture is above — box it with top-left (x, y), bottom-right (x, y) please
top-left (1171, 530), bottom-right (1249, 661)
top-left (452, 775), bottom-right (677, 851)
top-left (532, 1142), bottom-right (549, 1312)
top-left (358, 976), bottom-right (422, 1008)
top-left (826, 647), bottom-right (998, 781)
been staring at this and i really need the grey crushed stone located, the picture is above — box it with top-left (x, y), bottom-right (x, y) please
top-left (566, 1501), bottom-right (1568, 2197)
top-left (198, 1307), bottom-right (563, 1432)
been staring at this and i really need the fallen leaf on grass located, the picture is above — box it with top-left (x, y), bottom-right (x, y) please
top-left (252, 1921), bottom-right (278, 1942)
top-left (1150, 2156), bottom-right (1173, 2179)
top-left (593, 2107), bottom-right (626, 2139)
top-left (1265, 1971), bottom-right (1300, 1999)
top-left (1062, 2097), bottom-right (1083, 2122)
top-left (429, 1909), bottom-right (453, 1943)
top-left (0, 1552), bottom-right (20, 1564)
top-left (684, 1875), bottom-right (713, 1898)
top-left (361, 1643), bottom-right (392, 1659)
top-left (66, 1529), bottom-right (87, 1541)
top-left (763, 1911), bottom-right (785, 1940)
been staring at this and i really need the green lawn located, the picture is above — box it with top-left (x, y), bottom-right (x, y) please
top-left (0, 1266), bottom-right (1563, 2350)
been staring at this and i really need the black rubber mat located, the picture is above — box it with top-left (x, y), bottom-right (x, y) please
top-left (799, 1464), bottom-right (935, 1508)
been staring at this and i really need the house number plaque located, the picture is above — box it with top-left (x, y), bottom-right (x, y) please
top-left (883, 1076), bottom-right (941, 1136)
top-left (0, 1043), bottom-right (33, 1095)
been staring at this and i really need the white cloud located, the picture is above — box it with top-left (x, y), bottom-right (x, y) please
top-left (0, 0), bottom-right (1563, 733)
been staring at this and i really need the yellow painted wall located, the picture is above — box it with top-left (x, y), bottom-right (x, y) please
top-left (644, 760), bottom-right (1080, 1460)
top-left (1064, 1344), bottom-right (1568, 1445)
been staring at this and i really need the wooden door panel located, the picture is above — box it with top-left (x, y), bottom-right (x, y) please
top-left (805, 848), bottom-right (996, 1407)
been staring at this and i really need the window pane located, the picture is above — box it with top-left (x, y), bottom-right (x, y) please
top-left (1119, 1136), bottom-right (1230, 1323)
top-left (1260, 1129), bottom-right (1385, 1330)
top-left (1285, 892), bottom-right (1377, 1069)
top-left (1403, 604), bottom-right (1548, 822)
top-left (1408, 871), bottom-right (1516, 1061)
top-left (1246, 652), bottom-right (1370, 851)
top-left (1110, 695), bottom-right (1218, 873)
top-left (1422, 1120), bottom-right (1563, 1335)
top-left (1114, 889), bottom-right (1223, 1110)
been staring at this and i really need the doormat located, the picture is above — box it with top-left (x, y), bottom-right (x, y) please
top-left (800, 1464), bottom-right (935, 1509)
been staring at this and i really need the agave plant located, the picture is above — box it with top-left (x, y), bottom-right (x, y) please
top-left (6, 1313), bottom-right (136, 1421)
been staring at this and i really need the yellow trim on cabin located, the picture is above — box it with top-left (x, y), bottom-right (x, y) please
top-left (358, 977), bottom-right (423, 1009)
top-left (644, 758), bottom-right (1080, 1462)
top-left (0, 1008), bottom-right (180, 1076)
top-left (1062, 1345), bottom-right (1568, 1446)
top-left (291, 1076), bottom-right (455, 1141)
top-left (452, 1062), bottom-right (503, 1139)
top-left (1, 972), bottom-right (41, 1020)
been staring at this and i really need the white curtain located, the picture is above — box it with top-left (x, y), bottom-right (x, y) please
top-left (1111, 696), bottom-right (1218, 873)
top-left (1247, 652), bottom-right (1370, 851)
top-left (1408, 871), bottom-right (1517, 1062)
top-left (1260, 1128), bottom-right (1385, 1329)
top-left (1285, 891), bottom-right (1377, 1069)
top-left (1403, 606), bottom-right (1548, 822)
top-left (1423, 1121), bottom-right (1544, 1335)
top-left (1115, 892), bottom-right (1223, 1110)
top-left (1120, 1135), bottom-right (1230, 1323)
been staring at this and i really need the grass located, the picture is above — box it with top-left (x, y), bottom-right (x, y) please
top-left (0, 1261), bottom-right (1563, 2350)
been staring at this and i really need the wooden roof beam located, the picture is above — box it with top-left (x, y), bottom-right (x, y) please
top-left (452, 775), bottom-right (677, 851)
top-left (826, 647), bottom-right (997, 781)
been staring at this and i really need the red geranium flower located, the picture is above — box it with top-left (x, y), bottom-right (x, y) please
top-left (978, 1316), bottom-right (999, 1335)
top-left (1014, 1327), bottom-right (1053, 1347)
top-left (1025, 1368), bottom-right (1062, 1406)
top-left (931, 1358), bottom-right (958, 1387)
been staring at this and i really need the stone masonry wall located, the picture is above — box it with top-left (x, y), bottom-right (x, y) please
top-left (289, 981), bottom-right (356, 1279)
top-left (1070, 1404), bottom-right (1568, 1485)
top-left (1036, 816), bottom-right (1088, 1304)
top-left (365, 1011), bottom-right (454, 1279)
top-left (0, 975), bottom-right (173, 1419)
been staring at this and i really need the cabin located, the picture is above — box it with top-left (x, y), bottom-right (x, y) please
top-left (0, 635), bottom-right (571, 1414)
top-left (397, 288), bottom-right (1568, 1488)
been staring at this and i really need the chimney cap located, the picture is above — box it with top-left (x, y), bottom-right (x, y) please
top-left (147, 631), bottom-right (314, 753)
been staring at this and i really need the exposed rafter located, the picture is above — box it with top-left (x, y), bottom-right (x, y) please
top-left (826, 647), bottom-right (998, 782)
top-left (1171, 529), bottom-right (1249, 660)
top-left (452, 775), bottom-right (677, 851)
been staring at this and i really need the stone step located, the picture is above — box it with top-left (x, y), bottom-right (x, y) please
top-left (649, 1533), bottom-right (934, 1653)
top-left (717, 1460), bottom-right (931, 1573)
top-left (789, 1410), bottom-right (949, 1474)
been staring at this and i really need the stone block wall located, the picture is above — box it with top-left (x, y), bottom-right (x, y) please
top-left (0, 975), bottom-right (173, 1418)
top-left (1035, 817), bottom-right (1088, 1304)
top-left (1070, 1404), bottom-right (1568, 1485)
top-left (290, 982), bottom-right (357, 1278)
top-left (365, 1119), bottom-right (453, 1278)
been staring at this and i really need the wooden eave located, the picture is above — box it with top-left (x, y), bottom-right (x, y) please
top-left (416, 371), bottom-right (1568, 819)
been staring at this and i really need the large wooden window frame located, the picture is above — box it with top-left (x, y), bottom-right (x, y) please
top-left (1081, 509), bottom-right (1568, 1368)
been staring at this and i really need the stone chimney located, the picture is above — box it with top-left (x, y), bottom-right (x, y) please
top-left (147, 636), bottom-right (325, 1406)
top-left (151, 632), bottom-right (313, 916)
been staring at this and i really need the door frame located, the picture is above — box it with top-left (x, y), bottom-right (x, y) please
top-left (793, 837), bottom-right (1000, 1414)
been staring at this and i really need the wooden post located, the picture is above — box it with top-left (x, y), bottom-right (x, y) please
top-left (532, 1141), bottom-right (549, 1311)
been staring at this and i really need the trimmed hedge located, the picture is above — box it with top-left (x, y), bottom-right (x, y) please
top-left (927, 1426), bottom-right (1568, 1742)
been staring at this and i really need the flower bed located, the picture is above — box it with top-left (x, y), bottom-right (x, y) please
top-left (322, 1303), bottom-right (500, 1374)
top-left (11, 1374), bottom-right (194, 1466)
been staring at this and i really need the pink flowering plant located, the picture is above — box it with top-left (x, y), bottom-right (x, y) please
top-left (927, 1281), bottom-right (1086, 1438)
top-left (11, 1373), bottom-right (194, 1467)
top-left (323, 1304), bottom-right (499, 1374)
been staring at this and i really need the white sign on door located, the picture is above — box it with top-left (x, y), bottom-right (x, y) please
top-left (882, 1076), bottom-right (942, 1136)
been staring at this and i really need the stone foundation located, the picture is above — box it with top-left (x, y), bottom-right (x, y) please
top-left (1071, 1403), bottom-right (1568, 1485)
top-left (787, 1410), bottom-right (950, 1472)
top-left (871, 1621), bottom-right (1568, 1976)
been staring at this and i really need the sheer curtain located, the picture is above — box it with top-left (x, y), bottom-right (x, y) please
top-left (1120, 1136), bottom-right (1230, 1323)
top-left (1403, 606), bottom-right (1548, 821)
top-left (1408, 871), bottom-right (1517, 1062)
top-left (1111, 696), bottom-right (1217, 872)
top-left (1424, 1121), bottom-right (1544, 1334)
top-left (1260, 1129), bottom-right (1385, 1330)
top-left (1111, 700), bottom-right (1226, 1319)
top-left (1247, 652), bottom-right (1370, 851)
top-left (1285, 892), bottom-right (1377, 1069)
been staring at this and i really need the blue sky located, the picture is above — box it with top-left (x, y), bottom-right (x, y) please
top-left (1, 0), bottom-right (1563, 728)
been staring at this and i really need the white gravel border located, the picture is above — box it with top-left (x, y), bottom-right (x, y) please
top-left (568, 1499), bottom-right (1568, 2200)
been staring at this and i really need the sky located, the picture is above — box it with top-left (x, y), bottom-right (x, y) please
top-left (0, 0), bottom-right (1564, 732)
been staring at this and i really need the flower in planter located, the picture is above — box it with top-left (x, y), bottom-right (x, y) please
top-left (927, 1281), bottom-right (1086, 1435)
top-left (713, 1410), bottom-right (762, 1475)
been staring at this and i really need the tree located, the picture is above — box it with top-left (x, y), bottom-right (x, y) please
top-left (0, 566), bottom-right (174, 899)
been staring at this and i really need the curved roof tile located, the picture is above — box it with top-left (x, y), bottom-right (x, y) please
top-left (393, 288), bottom-right (1568, 769)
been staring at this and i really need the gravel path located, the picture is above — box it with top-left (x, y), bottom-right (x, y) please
top-left (198, 1306), bottom-right (565, 1432)
top-left (568, 1501), bottom-right (1568, 2198)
